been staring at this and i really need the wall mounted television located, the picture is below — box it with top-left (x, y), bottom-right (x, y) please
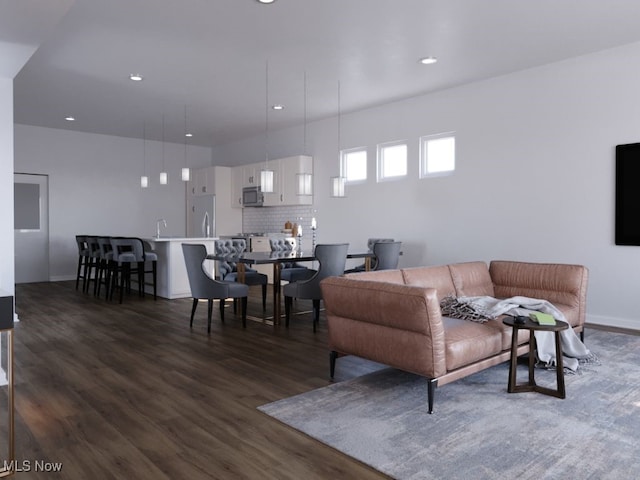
top-left (615, 142), bottom-right (640, 245)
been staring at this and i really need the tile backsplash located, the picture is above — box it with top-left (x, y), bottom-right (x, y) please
top-left (243, 205), bottom-right (317, 246)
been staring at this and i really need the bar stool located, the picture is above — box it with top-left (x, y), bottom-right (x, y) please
top-left (74, 235), bottom-right (91, 291)
top-left (109, 237), bottom-right (157, 303)
top-left (141, 240), bottom-right (158, 300)
top-left (96, 236), bottom-right (114, 298)
top-left (84, 236), bottom-right (102, 294)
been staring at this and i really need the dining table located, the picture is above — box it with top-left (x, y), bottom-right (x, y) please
top-left (205, 250), bottom-right (375, 325)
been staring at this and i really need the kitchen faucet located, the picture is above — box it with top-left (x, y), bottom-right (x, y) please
top-left (156, 219), bottom-right (167, 238)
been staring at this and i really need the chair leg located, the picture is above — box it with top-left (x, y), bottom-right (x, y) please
top-left (312, 299), bottom-right (320, 333)
top-left (330, 350), bottom-right (338, 380)
top-left (285, 296), bottom-right (292, 327)
top-left (152, 261), bottom-right (157, 300)
top-left (103, 262), bottom-right (112, 300)
top-left (83, 259), bottom-right (93, 293)
top-left (190, 298), bottom-right (198, 328)
top-left (220, 299), bottom-right (225, 323)
top-left (75, 257), bottom-right (83, 290)
top-left (119, 263), bottom-right (128, 304)
top-left (261, 284), bottom-right (267, 310)
top-left (207, 299), bottom-right (213, 333)
top-left (241, 297), bottom-right (248, 328)
top-left (138, 262), bottom-right (145, 297)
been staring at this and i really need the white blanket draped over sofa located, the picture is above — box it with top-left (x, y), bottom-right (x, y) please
top-left (456, 295), bottom-right (592, 371)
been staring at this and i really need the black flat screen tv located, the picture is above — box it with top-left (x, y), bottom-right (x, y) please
top-left (615, 142), bottom-right (640, 245)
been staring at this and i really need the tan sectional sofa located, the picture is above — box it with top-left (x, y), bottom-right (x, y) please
top-left (320, 260), bottom-right (588, 413)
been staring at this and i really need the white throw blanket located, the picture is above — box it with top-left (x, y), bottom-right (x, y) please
top-left (457, 295), bottom-right (592, 372)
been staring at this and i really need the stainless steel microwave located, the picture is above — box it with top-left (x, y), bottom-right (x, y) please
top-left (242, 186), bottom-right (264, 207)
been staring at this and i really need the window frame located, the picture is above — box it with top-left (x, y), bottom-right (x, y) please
top-left (340, 146), bottom-right (368, 184)
top-left (419, 132), bottom-right (456, 179)
top-left (376, 139), bottom-right (408, 182)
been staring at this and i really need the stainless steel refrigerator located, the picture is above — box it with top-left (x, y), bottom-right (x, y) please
top-left (188, 194), bottom-right (216, 238)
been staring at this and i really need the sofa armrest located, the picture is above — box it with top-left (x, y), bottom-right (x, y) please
top-left (489, 260), bottom-right (588, 326)
top-left (320, 276), bottom-right (447, 378)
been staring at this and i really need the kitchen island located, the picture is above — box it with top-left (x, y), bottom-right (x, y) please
top-left (143, 237), bottom-right (217, 299)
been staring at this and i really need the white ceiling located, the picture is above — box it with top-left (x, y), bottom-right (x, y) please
top-left (10, 0), bottom-right (640, 147)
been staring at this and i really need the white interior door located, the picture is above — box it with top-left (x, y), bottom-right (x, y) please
top-left (14, 173), bottom-right (49, 283)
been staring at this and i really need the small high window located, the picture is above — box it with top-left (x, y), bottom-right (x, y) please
top-left (420, 133), bottom-right (455, 178)
top-left (377, 140), bottom-right (407, 182)
top-left (340, 147), bottom-right (367, 183)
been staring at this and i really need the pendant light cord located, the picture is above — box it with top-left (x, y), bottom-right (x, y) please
top-left (162, 114), bottom-right (165, 171)
top-left (303, 71), bottom-right (307, 155)
top-left (265, 60), bottom-right (269, 166)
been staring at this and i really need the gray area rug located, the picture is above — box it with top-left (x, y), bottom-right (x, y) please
top-left (258, 330), bottom-right (640, 479)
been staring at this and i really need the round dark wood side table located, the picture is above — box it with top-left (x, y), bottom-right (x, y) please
top-left (503, 316), bottom-right (569, 399)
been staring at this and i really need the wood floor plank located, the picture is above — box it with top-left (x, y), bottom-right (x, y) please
top-left (11, 281), bottom-right (389, 479)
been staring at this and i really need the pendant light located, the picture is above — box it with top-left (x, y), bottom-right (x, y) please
top-left (181, 106), bottom-right (190, 182)
top-left (297, 70), bottom-right (313, 196)
top-left (260, 61), bottom-right (274, 193)
top-left (140, 122), bottom-right (149, 188)
top-left (331, 80), bottom-right (346, 197)
top-left (159, 114), bottom-right (168, 185)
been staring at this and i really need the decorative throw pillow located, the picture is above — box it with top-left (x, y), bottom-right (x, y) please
top-left (439, 295), bottom-right (491, 323)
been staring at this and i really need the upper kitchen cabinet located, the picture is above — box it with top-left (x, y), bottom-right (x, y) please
top-left (230, 155), bottom-right (313, 207)
top-left (188, 166), bottom-right (216, 196)
top-left (262, 158), bottom-right (283, 207)
top-left (281, 155), bottom-right (313, 206)
top-left (231, 167), bottom-right (244, 209)
top-left (187, 166), bottom-right (242, 234)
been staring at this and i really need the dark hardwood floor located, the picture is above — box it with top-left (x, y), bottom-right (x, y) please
top-left (11, 281), bottom-right (389, 479)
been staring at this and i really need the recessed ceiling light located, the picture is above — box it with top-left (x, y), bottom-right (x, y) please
top-left (257, 0), bottom-right (276, 3)
top-left (185, 133), bottom-right (193, 138)
top-left (419, 57), bottom-right (438, 65)
top-left (65, 116), bottom-right (75, 121)
top-left (272, 104), bottom-right (284, 110)
top-left (129, 74), bottom-right (144, 81)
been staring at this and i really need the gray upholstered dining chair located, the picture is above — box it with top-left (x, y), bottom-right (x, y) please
top-left (213, 239), bottom-right (267, 310)
top-left (371, 241), bottom-right (402, 271)
top-left (269, 237), bottom-right (316, 283)
top-left (344, 237), bottom-right (395, 273)
top-left (182, 243), bottom-right (249, 331)
top-left (283, 243), bottom-right (349, 332)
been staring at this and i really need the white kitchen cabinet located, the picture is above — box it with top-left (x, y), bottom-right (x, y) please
top-left (262, 158), bottom-right (282, 206)
top-left (231, 167), bottom-right (244, 209)
top-left (187, 166), bottom-right (242, 235)
top-left (243, 164), bottom-right (260, 186)
top-left (249, 236), bottom-right (274, 282)
top-left (189, 166), bottom-right (216, 196)
top-left (230, 155), bottom-right (313, 207)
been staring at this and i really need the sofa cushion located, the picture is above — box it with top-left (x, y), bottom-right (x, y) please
top-left (489, 260), bottom-right (588, 327)
top-left (402, 265), bottom-right (456, 302)
top-left (442, 317), bottom-right (504, 370)
top-left (449, 261), bottom-right (495, 298)
top-left (344, 269), bottom-right (405, 284)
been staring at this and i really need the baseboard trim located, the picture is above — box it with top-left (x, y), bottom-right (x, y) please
top-left (50, 275), bottom-right (76, 282)
top-left (586, 314), bottom-right (640, 333)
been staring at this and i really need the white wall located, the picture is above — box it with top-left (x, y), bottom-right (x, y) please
top-left (14, 125), bottom-right (213, 280)
top-left (214, 41), bottom-right (640, 330)
top-left (0, 78), bottom-right (14, 296)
